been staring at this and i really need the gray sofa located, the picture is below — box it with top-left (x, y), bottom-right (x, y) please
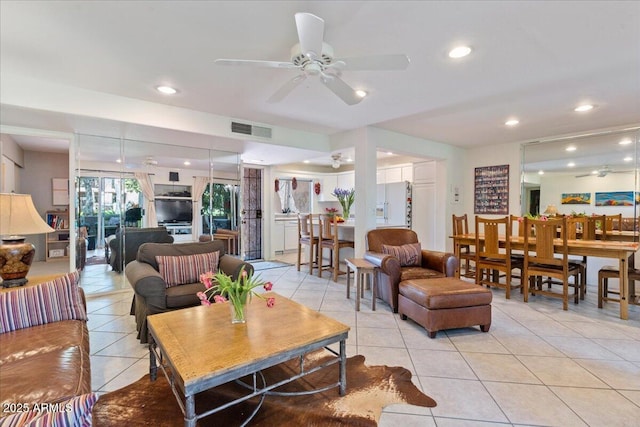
top-left (109, 226), bottom-right (174, 272)
top-left (125, 240), bottom-right (253, 343)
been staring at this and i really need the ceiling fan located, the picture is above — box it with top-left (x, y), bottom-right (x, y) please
top-left (575, 165), bottom-right (633, 178)
top-left (214, 12), bottom-right (410, 105)
top-left (331, 153), bottom-right (343, 169)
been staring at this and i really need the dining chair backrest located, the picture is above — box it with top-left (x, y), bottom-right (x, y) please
top-left (452, 214), bottom-right (470, 236)
top-left (319, 214), bottom-right (338, 241)
top-left (298, 213), bottom-right (316, 240)
top-left (475, 215), bottom-right (510, 261)
top-left (566, 216), bottom-right (588, 240)
top-left (586, 215), bottom-right (606, 240)
top-left (605, 213), bottom-right (622, 231)
top-left (510, 215), bottom-right (527, 237)
top-left (524, 216), bottom-right (567, 267)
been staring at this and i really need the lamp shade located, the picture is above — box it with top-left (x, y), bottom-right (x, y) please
top-left (543, 204), bottom-right (558, 216)
top-left (0, 193), bottom-right (54, 236)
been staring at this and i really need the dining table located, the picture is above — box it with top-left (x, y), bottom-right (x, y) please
top-left (451, 233), bottom-right (639, 320)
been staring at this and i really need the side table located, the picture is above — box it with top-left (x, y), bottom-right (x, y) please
top-left (345, 258), bottom-right (378, 311)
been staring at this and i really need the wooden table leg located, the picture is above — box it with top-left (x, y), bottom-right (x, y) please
top-left (620, 255), bottom-right (629, 320)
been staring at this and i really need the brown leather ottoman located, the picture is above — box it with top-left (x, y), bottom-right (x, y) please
top-left (398, 277), bottom-right (492, 338)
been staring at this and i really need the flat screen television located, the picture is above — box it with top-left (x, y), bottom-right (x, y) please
top-left (155, 199), bottom-right (193, 224)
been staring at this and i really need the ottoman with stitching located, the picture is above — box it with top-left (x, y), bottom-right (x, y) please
top-left (398, 277), bottom-right (492, 338)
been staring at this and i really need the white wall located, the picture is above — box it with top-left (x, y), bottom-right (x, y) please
top-left (540, 172), bottom-right (636, 217)
top-left (20, 151), bottom-right (69, 261)
top-left (463, 142), bottom-right (523, 235)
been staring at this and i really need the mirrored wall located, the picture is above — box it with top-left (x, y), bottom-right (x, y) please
top-left (75, 134), bottom-right (240, 294)
top-left (521, 127), bottom-right (638, 226)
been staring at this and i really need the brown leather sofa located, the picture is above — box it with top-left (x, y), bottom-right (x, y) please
top-left (126, 240), bottom-right (253, 343)
top-left (364, 228), bottom-right (457, 312)
top-left (0, 275), bottom-right (91, 417)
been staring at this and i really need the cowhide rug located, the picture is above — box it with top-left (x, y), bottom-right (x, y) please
top-left (92, 351), bottom-right (436, 426)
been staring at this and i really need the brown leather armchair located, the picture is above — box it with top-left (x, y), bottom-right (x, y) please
top-left (365, 228), bottom-right (458, 312)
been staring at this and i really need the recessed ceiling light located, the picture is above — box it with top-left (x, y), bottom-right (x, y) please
top-left (116, 158), bottom-right (122, 163)
top-left (591, 170), bottom-right (599, 175)
top-left (538, 170), bottom-right (544, 175)
top-left (183, 161), bottom-right (191, 166)
top-left (574, 104), bottom-right (593, 112)
top-left (345, 157), bottom-right (353, 162)
top-left (303, 160), bottom-right (310, 164)
top-left (624, 156), bottom-right (633, 162)
top-left (566, 146), bottom-right (577, 152)
top-left (386, 151), bottom-right (393, 155)
top-left (156, 85), bottom-right (177, 95)
top-left (619, 139), bottom-right (632, 145)
top-left (505, 119), bottom-right (519, 126)
top-left (355, 90), bottom-right (368, 98)
top-left (448, 46), bottom-right (471, 58)
top-left (567, 162), bottom-right (575, 167)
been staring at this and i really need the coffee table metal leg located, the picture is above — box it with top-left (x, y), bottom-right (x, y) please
top-left (185, 395), bottom-right (196, 427)
top-left (339, 339), bottom-right (347, 396)
top-left (149, 339), bottom-right (157, 381)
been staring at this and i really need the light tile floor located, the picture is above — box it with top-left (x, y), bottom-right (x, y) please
top-left (78, 259), bottom-right (640, 426)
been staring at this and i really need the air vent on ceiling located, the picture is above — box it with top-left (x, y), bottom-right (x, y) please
top-left (231, 121), bottom-right (272, 138)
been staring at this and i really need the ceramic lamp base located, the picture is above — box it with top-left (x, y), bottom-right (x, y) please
top-left (0, 237), bottom-right (36, 288)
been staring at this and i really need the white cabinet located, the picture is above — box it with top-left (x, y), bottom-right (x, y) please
top-left (337, 171), bottom-right (354, 190)
top-left (273, 221), bottom-right (284, 252)
top-left (401, 165), bottom-right (413, 182)
top-left (273, 220), bottom-right (299, 253)
top-left (319, 174), bottom-right (338, 201)
top-left (385, 167), bottom-right (402, 183)
top-left (377, 167), bottom-right (402, 184)
top-left (284, 221), bottom-right (299, 251)
top-left (413, 161), bottom-right (436, 183)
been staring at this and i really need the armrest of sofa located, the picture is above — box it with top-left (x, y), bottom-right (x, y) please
top-left (219, 255), bottom-right (254, 280)
top-left (421, 250), bottom-right (458, 277)
top-left (125, 261), bottom-right (169, 310)
top-left (364, 251), bottom-right (401, 281)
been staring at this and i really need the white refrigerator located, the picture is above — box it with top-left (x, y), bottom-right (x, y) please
top-left (376, 181), bottom-right (412, 227)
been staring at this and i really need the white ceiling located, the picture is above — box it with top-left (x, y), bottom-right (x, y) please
top-left (1, 1), bottom-right (639, 169)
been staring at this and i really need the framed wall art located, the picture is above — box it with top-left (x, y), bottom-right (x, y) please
top-left (561, 193), bottom-right (591, 205)
top-left (595, 191), bottom-right (637, 206)
top-left (474, 164), bottom-right (509, 214)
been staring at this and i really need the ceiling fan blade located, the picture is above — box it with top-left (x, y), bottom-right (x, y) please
top-left (574, 173), bottom-right (593, 178)
top-left (267, 74), bottom-right (307, 103)
top-left (321, 74), bottom-right (362, 105)
top-left (214, 59), bottom-right (298, 69)
top-left (295, 12), bottom-right (324, 60)
top-left (333, 54), bottom-right (410, 71)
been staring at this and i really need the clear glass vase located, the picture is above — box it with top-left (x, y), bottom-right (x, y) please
top-left (229, 295), bottom-right (247, 324)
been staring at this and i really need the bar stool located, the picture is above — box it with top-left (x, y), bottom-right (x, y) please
top-left (297, 213), bottom-right (320, 274)
top-left (318, 214), bottom-right (354, 282)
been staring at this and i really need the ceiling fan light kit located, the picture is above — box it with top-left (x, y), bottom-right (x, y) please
top-left (215, 12), bottom-right (409, 105)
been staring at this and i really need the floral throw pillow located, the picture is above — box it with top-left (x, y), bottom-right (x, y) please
top-left (381, 243), bottom-right (422, 267)
top-left (0, 270), bottom-right (86, 334)
top-left (156, 252), bottom-right (220, 288)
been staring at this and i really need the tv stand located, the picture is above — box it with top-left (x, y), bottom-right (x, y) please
top-left (161, 223), bottom-right (193, 242)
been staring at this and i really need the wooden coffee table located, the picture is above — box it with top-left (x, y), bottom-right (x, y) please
top-left (147, 293), bottom-right (350, 427)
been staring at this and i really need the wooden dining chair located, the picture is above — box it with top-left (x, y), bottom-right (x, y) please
top-left (318, 214), bottom-right (354, 282)
top-left (522, 217), bottom-right (581, 310)
top-left (597, 256), bottom-right (639, 308)
top-left (475, 215), bottom-right (522, 299)
top-left (452, 214), bottom-right (475, 278)
top-left (605, 213), bottom-right (623, 232)
top-left (297, 213), bottom-right (320, 274)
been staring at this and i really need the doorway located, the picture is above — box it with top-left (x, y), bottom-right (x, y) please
top-left (241, 167), bottom-right (263, 260)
